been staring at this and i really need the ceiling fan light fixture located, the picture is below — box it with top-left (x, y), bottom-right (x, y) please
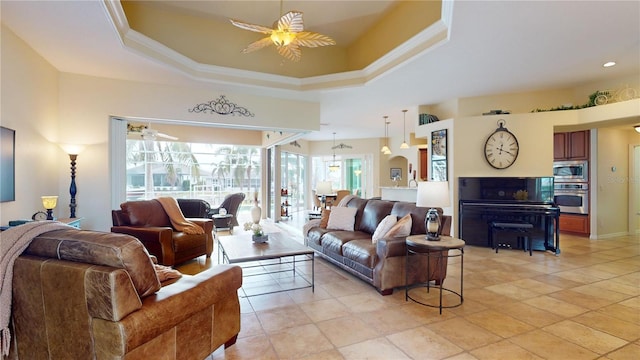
top-left (635, 125), bottom-right (640, 133)
top-left (229, 1), bottom-right (335, 62)
top-left (271, 30), bottom-right (294, 46)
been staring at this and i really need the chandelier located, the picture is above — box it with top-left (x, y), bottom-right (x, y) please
top-left (328, 132), bottom-right (340, 171)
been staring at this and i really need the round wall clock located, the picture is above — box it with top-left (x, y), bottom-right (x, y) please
top-left (484, 120), bottom-right (519, 169)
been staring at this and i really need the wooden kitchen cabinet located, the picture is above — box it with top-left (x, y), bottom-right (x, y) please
top-left (554, 130), bottom-right (589, 160)
top-left (559, 213), bottom-right (589, 235)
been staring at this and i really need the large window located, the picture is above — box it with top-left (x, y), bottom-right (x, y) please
top-left (125, 139), bottom-right (261, 209)
top-left (281, 151), bottom-right (307, 217)
top-left (311, 154), bottom-right (369, 198)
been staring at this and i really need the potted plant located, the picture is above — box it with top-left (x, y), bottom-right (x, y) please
top-left (244, 222), bottom-right (267, 243)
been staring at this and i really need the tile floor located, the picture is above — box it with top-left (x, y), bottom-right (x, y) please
top-left (178, 212), bottom-right (640, 360)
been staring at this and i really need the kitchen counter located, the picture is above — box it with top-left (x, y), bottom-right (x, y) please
top-left (380, 187), bottom-right (418, 202)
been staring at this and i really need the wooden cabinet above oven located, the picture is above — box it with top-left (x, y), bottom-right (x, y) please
top-left (554, 130), bottom-right (590, 160)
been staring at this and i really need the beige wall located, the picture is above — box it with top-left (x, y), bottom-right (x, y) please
top-left (1, 26), bottom-right (62, 224)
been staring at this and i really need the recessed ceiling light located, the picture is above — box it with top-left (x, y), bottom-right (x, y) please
top-left (603, 61), bottom-right (616, 67)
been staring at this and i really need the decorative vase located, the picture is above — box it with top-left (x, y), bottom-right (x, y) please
top-left (251, 203), bottom-right (262, 224)
top-left (252, 234), bottom-right (268, 243)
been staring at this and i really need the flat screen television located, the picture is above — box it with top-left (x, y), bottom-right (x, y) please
top-left (1, 126), bottom-right (16, 202)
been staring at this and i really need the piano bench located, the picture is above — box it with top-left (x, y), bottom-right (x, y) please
top-left (490, 222), bottom-right (534, 256)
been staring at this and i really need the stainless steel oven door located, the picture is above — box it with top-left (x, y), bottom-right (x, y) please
top-left (554, 187), bottom-right (589, 214)
top-left (553, 160), bottom-right (588, 182)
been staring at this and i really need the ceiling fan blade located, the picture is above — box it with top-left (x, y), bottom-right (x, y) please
top-left (157, 132), bottom-right (178, 141)
top-left (229, 19), bottom-right (273, 34)
top-left (278, 43), bottom-right (302, 62)
top-left (242, 37), bottom-right (274, 54)
top-left (295, 32), bottom-right (336, 47)
top-left (278, 11), bottom-right (304, 33)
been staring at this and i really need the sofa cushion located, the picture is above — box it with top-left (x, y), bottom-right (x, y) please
top-left (345, 197), bottom-right (370, 231)
top-left (371, 215), bottom-right (397, 244)
top-left (359, 200), bottom-right (395, 234)
top-left (342, 240), bottom-right (377, 268)
top-left (327, 206), bottom-right (358, 231)
top-left (322, 230), bottom-right (371, 256)
top-left (26, 228), bottom-right (162, 297)
top-left (385, 214), bottom-right (412, 238)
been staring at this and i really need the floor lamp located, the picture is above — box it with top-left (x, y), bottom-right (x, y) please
top-left (60, 144), bottom-right (85, 218)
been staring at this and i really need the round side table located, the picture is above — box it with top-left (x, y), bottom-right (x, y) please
top-left (405, 235), bottom-right (465, 314)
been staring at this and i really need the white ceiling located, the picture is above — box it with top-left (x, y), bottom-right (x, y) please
top-left (2, 0), bottom-right (639, 142)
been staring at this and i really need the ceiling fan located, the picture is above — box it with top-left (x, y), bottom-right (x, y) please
top-left (229, 0), bottom-right (336, 62)
top-left (127, 123), bottom-right (178, 141)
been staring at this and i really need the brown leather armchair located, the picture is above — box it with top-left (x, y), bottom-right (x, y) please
top-left (111, 199), bottom-right (213, 266)
top-left (209, 192), bottom-right (246, 228)
top-left (177, 198), bottom-right (211, 218)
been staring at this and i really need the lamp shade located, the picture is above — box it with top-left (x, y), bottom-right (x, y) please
top-left (416, 181), bottom-right (450, 208)
top-left (316, 181), bottom-right (333, 195)
top-left (41, 196), bottom-right (58, 210)
top-left (59, 143), bottom-right (86, 155)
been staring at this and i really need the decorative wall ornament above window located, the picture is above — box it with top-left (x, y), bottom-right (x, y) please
top-left (188, 95), bottom-right (255, 117)
top-left (332, 142), bottom-right (353, 150)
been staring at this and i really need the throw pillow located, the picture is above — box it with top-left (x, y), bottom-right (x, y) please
top-left (385, 214), bottom-right (412, 238)
top-left (371, 215), bottom-right (397, 243)
top-left (327, 206), bottom-right (358, 231)
top-left (320, 209), bottom-right (331, 228)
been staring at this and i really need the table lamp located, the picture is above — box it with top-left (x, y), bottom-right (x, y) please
top-left (41, 196), bottom-right (59, 220)
top-left (416, 181), bottom-right (450, 241)
top-left (316, 181), bottom-right (333, 195)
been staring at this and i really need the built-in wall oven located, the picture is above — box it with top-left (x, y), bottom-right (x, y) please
top-left (554, 183), bottom-right (589, 214)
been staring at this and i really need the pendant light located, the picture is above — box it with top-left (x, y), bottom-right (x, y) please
top-left (328, 132), bottom-right (340, 171)
top-left (400, 109), bottom-right (409, 149)
top-left (383, 120), bottom-right (392, 155)
top-left (380, 115), bottom-right (391, 155)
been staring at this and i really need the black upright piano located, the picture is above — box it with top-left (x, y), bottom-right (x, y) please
top-left (458, 177), bottom-right (560, 255)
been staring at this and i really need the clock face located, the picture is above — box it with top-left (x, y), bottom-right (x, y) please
top-left (32, 211), bottom-right (48, 221)
top-left (484, 129), bottom-right (519, 169)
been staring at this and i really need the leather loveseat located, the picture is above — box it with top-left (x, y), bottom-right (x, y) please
top-left (304, 197), bottom-right (451, 295)
top-left (112, 199), bottom-right (214, 266)
top-left (8, 228), bottom-right (242, 360)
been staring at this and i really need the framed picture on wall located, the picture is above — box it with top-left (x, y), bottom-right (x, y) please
top-left (390, 168), bottom-right (402, 180)
top-left (431, 129), bottom-right (447, 181)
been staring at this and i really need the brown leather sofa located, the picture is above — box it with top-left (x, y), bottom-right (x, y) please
top-left (8, 228), bottom-right (242, 360)
top-left (305, 197), bottom-right (452, 295)
top-left (112, 199), bottom-right (214, 266)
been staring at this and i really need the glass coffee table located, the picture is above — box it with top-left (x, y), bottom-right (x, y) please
top-left (218, 231), bottom-right (314, 297)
